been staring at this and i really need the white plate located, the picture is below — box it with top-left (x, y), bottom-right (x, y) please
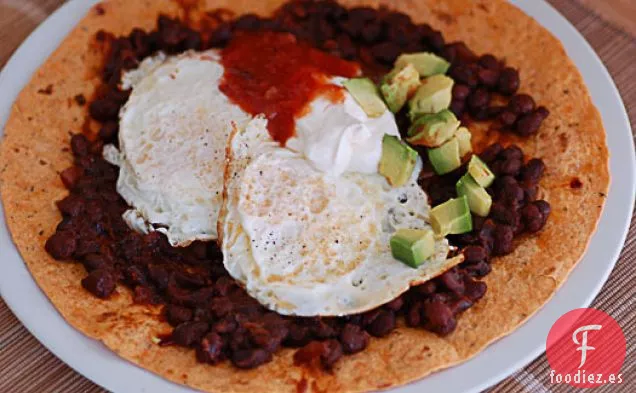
top-left (0, 1), bottom-right (634, 392)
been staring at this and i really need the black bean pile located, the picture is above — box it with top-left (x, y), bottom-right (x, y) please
top-left (45, 0), bottom-right (550, 370)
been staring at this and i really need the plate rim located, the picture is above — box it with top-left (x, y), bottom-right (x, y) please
top-left (0, 0), bottom-right (634, 392)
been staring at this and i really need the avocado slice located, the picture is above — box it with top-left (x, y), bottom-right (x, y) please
top-left (407, 109), bottom-right (460, 147)
top-left (390, 228), bottom-right (435, 268)
top-left (427, 137), bottom-right (461, 175)
top-left (379, 135), bottom-right (418, 187)
top-left (344, 78), bottom-right (387, 118)
top-left (430, 196), bottom-right (473, 236)
top-left (395, 52), bottom-right (450, 77)
top-left (456, 174), bottom-right (492, 217)
top-left (380, 64), bottom-right (421, 113)
top-left (468, 155), bottom-right (495, 188)
top-left (408, 74), bottom-right (454, 119)
top-left (455, 127), bottom-right (473, 158)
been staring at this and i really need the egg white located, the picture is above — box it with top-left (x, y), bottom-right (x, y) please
top-left (219, 117), bottom-right (463, 316)
top-left (105, 50), bottom-right (250, 246)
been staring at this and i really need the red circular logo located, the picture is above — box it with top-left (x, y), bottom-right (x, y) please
top-left (546, 308), bottom-right (626, 388)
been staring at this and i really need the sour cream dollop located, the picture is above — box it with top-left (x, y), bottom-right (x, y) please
top-left (287, 77), bottom-right (399, 177)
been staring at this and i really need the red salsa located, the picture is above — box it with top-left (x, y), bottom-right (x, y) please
top-left (220, 31), bottom-right (360, 144)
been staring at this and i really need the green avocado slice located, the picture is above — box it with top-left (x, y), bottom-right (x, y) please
top-left (379, 135), bottom-right (418, 187)
top-left (456, 174), bottom-right (492, 217)
top-left (427, 137), bottom-right (461, 175)
top-left (395, 52), bottom-right (450, 77)
top-left (468, 155), bottom-right (495, 188)
top-left (343, 78), bottom-right (387, 118)
top-left (407, 109), bottom-right (460, 147)
top-left (430, 196), bottom-right (473, 237)
top-left (380, 63), bottom-right (421, 113)
top-left (390, 228), bottom-right (435, 268)
top-left (455, 127), bottom-right (473, 158)
top-left (408, 74), bottom-right (454, 119)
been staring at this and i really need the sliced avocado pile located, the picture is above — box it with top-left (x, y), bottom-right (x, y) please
top-left (390, 228), bottom-right (435, 268)
top-left (379, 135), bottom-right (418, 187)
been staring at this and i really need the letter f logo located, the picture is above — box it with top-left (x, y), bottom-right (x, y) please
top-left (572, 324), bottom-right (602, 368)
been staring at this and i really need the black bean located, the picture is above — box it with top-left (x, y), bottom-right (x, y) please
top-left (468, 88), bottom-right (491, 110)
top-left (70, 134), bottom-right (90, 157)
top-left (370, 42), bottom-right (400, 65)
top-left (498, 110), bottom-right (518, 128)
top-left (309, 318), bottom-right (337, 339)
top-left (232, 348), bottom-right (272, 369)
top-left (464, 261), bottom-right (492, 278)
top-left (479, 54), bottom-right (500, 70)
top-left (498, 67), bottom-right (520, 95)
top-left (449, 298), bottom-right (473, 315)
top-left (493, 225), bottom-right (515, 256)
top-left (499, 158), bottom-right (522, 176)
top-left (82, 253), bottom-right (110, 272)
top-left (508, 94), bottom-right (535, 115)
top-left (172, 321), bottom-right (209, 347)
top-left (81, 268), bottom-right (116, 298)
top-left (450, 64), bottom-right (478, 87)
top-left (438, 269), bottom-right (465, 296)
top-left (366, 310), bottom-right (396, 337)
top-left (234, 14), bottom-right (262, 31)
top-left (406, 302), bottom-right (423, 327)
top-left (60, 166), bottom-right (83, 189)
top-left (477, 67), bottom-right (500, 87)
top-left (321, 339), bottom-right (343, 369)
top-left (522, 204), bottom-right (546, 233)
top-left (501, 145), bottom-right (524, 161)
top-left (165, 304), bottom-right (193, 326)
top-left (360, 22), bottom-right (383, 43)
top-left (45, 231), bottom-right (77, 260)
top-left (213, 316), bottom-right (238, 334)
top-left (427, 30), bottom-right (445, 51)
top-left (56, 195), bottom-right (84, 217)
top-left (523, 184), bottom-right (539, 203)
top-left (446, 42), bottom-right (476, 63)
top-left (285, 323), bottom-right (312, 347)
top-left (336, 34), bottom-right (357, 60)
top-left (210, 23), bottom-right (233, 47)
top-left (452, 84), bottom-right (472, 101)
top-left (464, 278), bottom-right (487, 301)
top-left (463, 246), bottom-right (488, 264)
top-left (423, 300), bottom-right (456, 335)
top-left (486, 105), bottom-right (506, 119)
top-left (99, 122), bottom-right (118, 142)
top-left (415, 280), bottom-right (437, 295)
top-left (340, 323), bottom-right (369, 354)
top-left (516, 110), bottom-right (546, 136)
top-left (196, 332), bottom-right (224, 364)
top-left (534, 200), bottom-right (552, 218)
top-left (490, 203), bottom-right (517, 226)
top-left (479, 143), bottom-right (503, 163)
top-left (450, 99), bottom-right (466, 118)
top-left (520, 158), bottom-right (546, 184)
top-left (385, 296), bottom-right (404, 312)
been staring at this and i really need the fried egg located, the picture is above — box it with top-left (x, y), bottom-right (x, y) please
top-left (104, 50), bottom-right (250, 246)
top-left (219, 117), bottom-right (463, 316)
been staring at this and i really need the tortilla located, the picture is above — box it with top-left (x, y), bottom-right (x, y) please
top-left (0, 0), bottom-right (609, 392)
